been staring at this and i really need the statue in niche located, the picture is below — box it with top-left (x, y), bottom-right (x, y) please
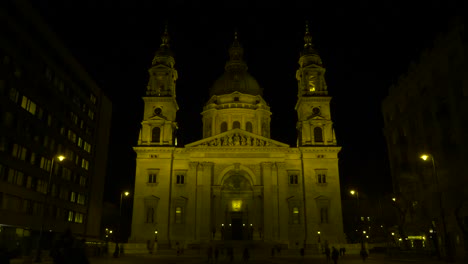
top-left (215, 137), bottom-right (221, 147)
top-left (228, 135), bottom-right (234, 146)
top-left (222, 136), bottom-right (228, 146)
top-left (246, 136), bottom-right (251, 146)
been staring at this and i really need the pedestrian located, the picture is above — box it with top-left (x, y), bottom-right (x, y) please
top-left (325, 246), bottom-right (331, 262)
top-left (207, 246), bottom-right (213, 264)
top-left (360, 248), bottom-right (368, 262)
top-left (242, 247), bottom-right (250, 263)
top-left (331, 247), bottom-right (339, 264)
top-left (214, 247), bottom-right (219, 263)
top-left (300, 247), bottom-right (305, 258)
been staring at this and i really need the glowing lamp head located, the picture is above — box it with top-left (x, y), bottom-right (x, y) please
top-left (350, 190), bottom-right (356, 195)
top-left (124, 191), bottom-right (130, 196)
top-left (317, 231), bottom-right (321, 235)
top-left (420, 154), bottom-right (429, 161)
top-left (57, 155), bottom-right (66, 161)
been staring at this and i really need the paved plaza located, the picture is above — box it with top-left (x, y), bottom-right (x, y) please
top-left (85, 253), bottom-right (460, 264)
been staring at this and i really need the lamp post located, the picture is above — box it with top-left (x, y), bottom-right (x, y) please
top-left (114, 191), bottom-right (130, 258)
top-left (350, 189), bottom-right (365, 250)
top-left (420, 154), bottom-right (449, 261)
top-left (35, 155), bottom-right (65, 263)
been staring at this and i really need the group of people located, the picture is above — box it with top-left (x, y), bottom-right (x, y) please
top-left (206, 246), bottom-right (250, 263)
top-left (324, 245), bottom-right (368, 263)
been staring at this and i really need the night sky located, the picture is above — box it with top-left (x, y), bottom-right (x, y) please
top-left (30, 1), bottom-right (460, 203)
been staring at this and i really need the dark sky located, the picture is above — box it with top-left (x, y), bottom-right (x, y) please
top-left (31, 1), bottom-right (461, 203)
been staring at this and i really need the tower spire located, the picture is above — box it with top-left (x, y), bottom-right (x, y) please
top-left (161, 22), bottom-right (170, 47)
top-left (225, 30), bottom-right (247, 71)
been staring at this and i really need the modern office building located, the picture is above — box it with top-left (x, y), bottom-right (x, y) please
top-left (130, 26), bottom-right (346, 253)
top-left (382, 20), bottom-right (467, 261)
top-left (0, 0), bottom-right (112, 252)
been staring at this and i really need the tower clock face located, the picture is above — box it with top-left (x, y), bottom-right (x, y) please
top-left (312, 107), bottom-right (320, 115)
top-left (154, 107), bottom-right (162, 116)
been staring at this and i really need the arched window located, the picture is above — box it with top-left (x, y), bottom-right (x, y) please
top-left (233, 121), bottom-right (240, 129)
top-left (246, 122), bottom-right (253, 132)
top-left (220, 122), bottom-right (227, 133)
top-left (314, 127), bottom-right (323, 143)
top-left (152, 127), bottom-right (161, 143)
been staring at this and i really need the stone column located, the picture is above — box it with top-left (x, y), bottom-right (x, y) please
top-left (262, 162), bottom-right (274, 241)
top-left (276, 162), bottom-right (289, 242)
top-left (196, 162), bottom-right (213, 242)
top-left (212, 186), bottom-right (222, 240)
top-left (188, 162), bottom-right (198, 241)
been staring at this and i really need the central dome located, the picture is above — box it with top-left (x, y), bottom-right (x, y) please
top-left (210, 70), bottom-right (263, 96)
top-left (209, 32), bottom-right (263, 97)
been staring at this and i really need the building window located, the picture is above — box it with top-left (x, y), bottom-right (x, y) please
top-left (75, 212), bottom-right (84, 223)
top-left (70, 192), bottom-right (76, 202)
top-left (220, 122), bottom-right (227, 133)
top-left (148, 173), bottom-right (157, 183)
top-left (289, 174), bottom-right (298, 184)
top-left (233, 121), bottom-right (240, 129)
top-left (292, 207), bottom-right (300, 224)
top-left (77, 193), bottom-right (86, 205)
top-left (146, 207), bottom-right (154, 223)
top-left (246, 122), bottom-right (252, 133)
top-left (314, 127), bottom-right (323, 142)
top-left (21, 96), bottom-right (37, 115)
top-left (152, 127), bottom-right (161, 143)
top-left (176, 174), bottom-right (185, 184)
top-left (316, 169), bottom-right (327, 184)
top-left (175, 207), bottom-right (182, 224)
top-left (320, 208), bottom-right (329, 223)
top-left (68, 211), bottom-right (74, 222)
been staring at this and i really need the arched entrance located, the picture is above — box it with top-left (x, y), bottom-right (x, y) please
top-left (217, 172), bottom-right (257, 240)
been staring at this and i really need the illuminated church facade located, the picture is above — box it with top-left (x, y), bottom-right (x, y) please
top-left (130, 26), bottom-right (346, 251)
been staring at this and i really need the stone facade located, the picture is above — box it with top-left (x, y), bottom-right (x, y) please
top-left (130, 26), bottom-right (345, 251)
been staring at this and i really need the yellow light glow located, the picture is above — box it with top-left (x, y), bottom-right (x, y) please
top-left (124, 191), bottom-right (130, 196)
top-left (57, 155), bottom-right (66, 161)
top-left (366, 235), bottom-right (369, 238)
top-left (350, 190), bottom-right (356, 195)
top-left (392, 197), bottom-right (396, 202)
top-left (155, 231), bottom-right (158, 234)
top-left (391, 232), bottom-right (395, 236)
top-left (109, 230), bottom-right (113, 234)
top-left (420, 154), bottom-right (429, 161)
top-left (317, 231), bottom-right (321, 235)
top-left (232, 200), bottom-right (242, 211)
top-left (363, 231), bottom-right (366, 234)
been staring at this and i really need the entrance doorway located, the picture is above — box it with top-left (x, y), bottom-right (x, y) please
top-left (231, 214), bottom-right (243, 240)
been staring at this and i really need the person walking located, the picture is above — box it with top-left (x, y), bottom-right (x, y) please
top-left (242, 247), bottom-right (250, 263)
top-left (325, 246), bottom-right (331, 263)
top-left (331, 247), bottom-right (339, 264)
top-left (360, 248), bottom-right (368, 262)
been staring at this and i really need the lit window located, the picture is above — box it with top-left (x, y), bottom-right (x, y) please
top-left (77, 193), bottom-right (86, 205)
top-left (70, 192), bottom-right (76, 202)
top-left (81, 159), bottom-right (89, 170)
top-left (21, 96), bottom-right (37, 115)
top-left (293, 207), bottom-right (300, 224)
top-left (175, 207), bottom-right (182, 224)
top-left (75, 212), bottom-right (83, 223)
top-left (68, 211), bottom-right (74, 222)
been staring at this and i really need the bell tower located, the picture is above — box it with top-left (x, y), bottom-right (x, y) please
top-left (295, 23), bottom-right (337, 146)
top-left (138, 25), bottom-right (179, 146)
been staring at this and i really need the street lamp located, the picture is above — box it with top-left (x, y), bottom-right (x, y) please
top-left (350, 189), bottom-right (365, 250)
top-left (35, 155), bottom-right (65, 262)
top-left (420, 153), bottom-right (449, 260)
top-left (114, 191), bottom-right (130, 257)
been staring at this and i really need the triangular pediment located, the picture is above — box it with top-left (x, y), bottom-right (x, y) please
top-left (308, 114), bottom-right (325, 120)
top-left (144, 114), bottom-right (168, 122)
top-left (185, 129), bottom-right (289, 148)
